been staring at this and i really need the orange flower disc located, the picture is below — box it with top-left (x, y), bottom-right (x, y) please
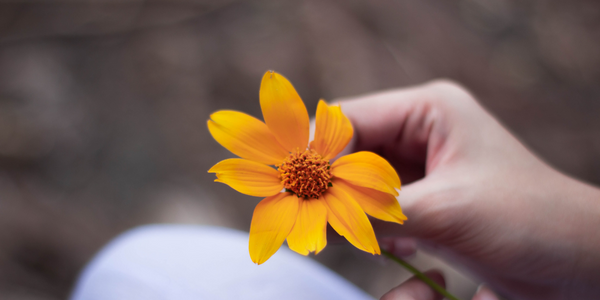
top-left (277, 149), bottom-right (331, 199)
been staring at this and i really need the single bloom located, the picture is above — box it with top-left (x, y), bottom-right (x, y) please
top-left (208, 71), bottom-right (406, 264)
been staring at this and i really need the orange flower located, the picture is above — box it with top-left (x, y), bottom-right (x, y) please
top-left (208, 71), bottom-right (406, 264)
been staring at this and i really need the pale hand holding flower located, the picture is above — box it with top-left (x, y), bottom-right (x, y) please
top-left (338, 81), bottom-right (600, 300)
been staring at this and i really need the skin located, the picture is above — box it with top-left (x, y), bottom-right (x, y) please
top-left (380, 270), bottom-right (499, 300)
top-left (337, 81), bottom-right (600, 300)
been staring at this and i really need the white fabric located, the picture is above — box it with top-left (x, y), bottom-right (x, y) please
top-left (71, 225), bottom-right (374, 300)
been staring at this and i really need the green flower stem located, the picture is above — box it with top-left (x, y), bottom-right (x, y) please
top-left (381, 249), bottom-right (462, 300)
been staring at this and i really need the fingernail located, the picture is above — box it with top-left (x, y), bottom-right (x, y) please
top-left (475, 285), bottom-right (499, 300)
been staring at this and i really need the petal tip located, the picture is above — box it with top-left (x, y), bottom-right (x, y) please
top-left (263, 70), bottom-right (276, 81)
top-left (251, 257), bottom-right (262, 265)
top-left (250, 251), bottom-right (267, 265)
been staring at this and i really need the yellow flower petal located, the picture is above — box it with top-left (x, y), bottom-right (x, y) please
top-left (208, 159), bottom-right (283, 197)
top-left (286, 199), bottom-right (328, 256)
top-left (323, 186), bottom-right (380, 254)
top-left (334, 179), bottom-right (407, 224)
top-left (208, 110), bottom-right (289, 165)
top-left (310, 100), bottom-right (353, 160)
top-left (331, 151), bottom-right (401, 196)
top-left (249, 193), bottom-right (300, 265)
top-left (259, 71), bottom-right (310, 151)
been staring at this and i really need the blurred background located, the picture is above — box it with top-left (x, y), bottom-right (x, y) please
top-left (0, 0), bottom-right (599, 299)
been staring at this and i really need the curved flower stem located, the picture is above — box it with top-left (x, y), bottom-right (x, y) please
top-left (381, 249), bottom-right (463, 300)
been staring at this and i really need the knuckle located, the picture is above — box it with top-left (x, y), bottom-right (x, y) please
top-left (426, 79), bottom-right (466, 93)
top-left (423, 79), bottom-right (475, 104)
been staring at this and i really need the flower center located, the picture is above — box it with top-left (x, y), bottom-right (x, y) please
top-left (277, 149), bottom-right (332, 199)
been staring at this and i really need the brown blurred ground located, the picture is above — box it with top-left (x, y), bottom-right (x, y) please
top-left (0, 0), bottom-right (599, 299)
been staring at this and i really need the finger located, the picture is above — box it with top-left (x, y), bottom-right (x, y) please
top-left (338, 83), bottom-right (442, 161)
top-left (337, 81), bottom-right (480, 180)
top-left (324, 178), bottom-right (453, 242)
top-left (337, 85), bottom-right (441, 188)
top-left (472, 285), bottom-right (499, 300)
top-left (370, 178), bottom-right (450, 239)
top-left (380, 270), bottom-right (445, 300)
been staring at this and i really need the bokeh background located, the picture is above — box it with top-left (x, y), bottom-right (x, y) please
top-left (1, 0), bottom-right (599, 299)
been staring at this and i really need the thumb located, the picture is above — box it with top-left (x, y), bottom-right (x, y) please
top-left (371, 175), bottom-right (457, 240)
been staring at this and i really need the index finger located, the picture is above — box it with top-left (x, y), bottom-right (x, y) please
top-left (339, 84), bottom-right (437, 160)
top-left (337, 80), bottom-right (480, 181)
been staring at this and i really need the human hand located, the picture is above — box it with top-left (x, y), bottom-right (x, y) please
top-left (338, 81), bottom-right (600, 300)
